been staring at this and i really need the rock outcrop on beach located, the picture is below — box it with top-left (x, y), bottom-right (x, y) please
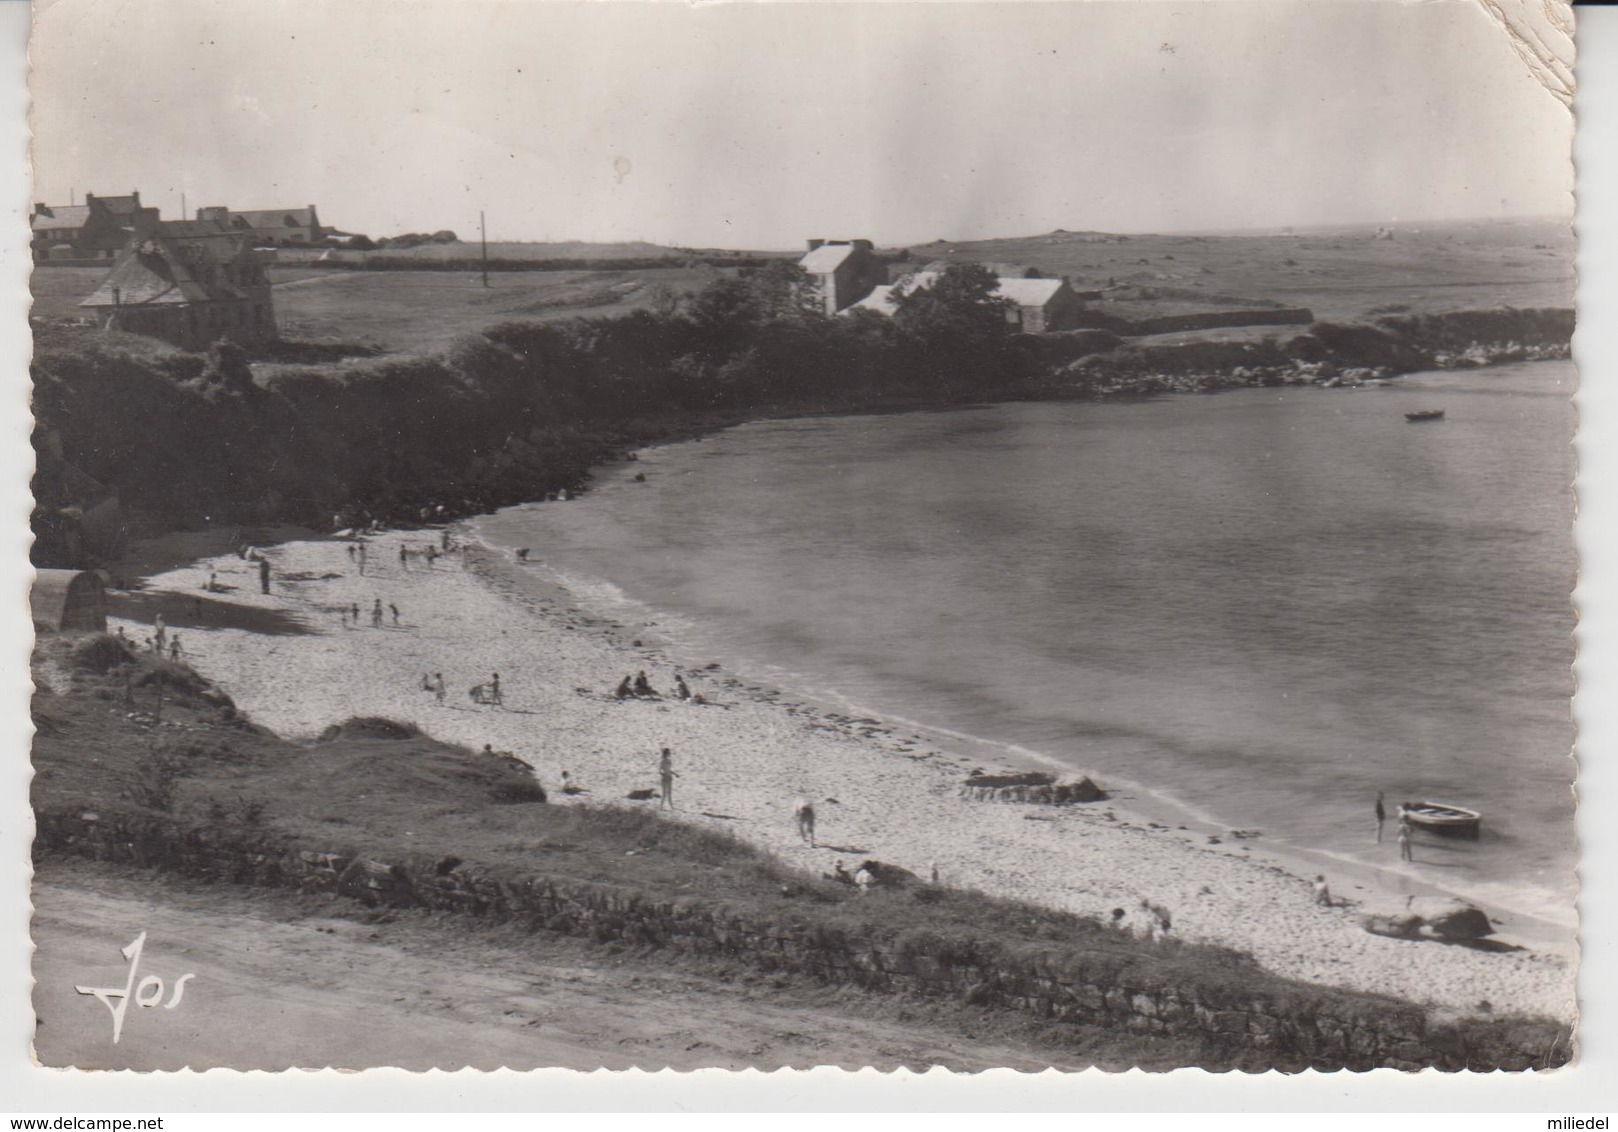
top-left (1362, 898), bottom-right (1495, 943)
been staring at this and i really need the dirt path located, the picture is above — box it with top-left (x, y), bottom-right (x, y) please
top-left (31, 861), bottom-right (1083, 1072)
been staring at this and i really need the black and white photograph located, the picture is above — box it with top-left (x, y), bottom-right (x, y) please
top-left (22, 0), bottom-right (1583, 1078)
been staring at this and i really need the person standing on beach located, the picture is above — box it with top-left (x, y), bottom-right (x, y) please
top-left (489, 672), bottom-right (503, 707)
top-left (390, 602), bottom-right (400, 626)
top-left (372, 598), bottom-right (384, 629)
top-left (1375, 792), bottom-right (1387, 842)
top-left (1397, 820), bottom-right (1414, 862)
top-left (169, 635), bottom-right (182, 661)
top-left (1312, 875), bottom-right (1333, 907)
top-left (350, 602), bottom-right (360, 626)
top-left (154, 614), bottom-right (167, 654)
top-left (259, 557), bottom-right (271, 594)
top-left (357, 543), bottom-right (367, 576)
top-left (674, 675), bottom-right (692, 701)
top-left (433, 673), bottom-right (446, 705)
top-left (794, 798), bottom-right (816, 846)
top-left (658, 747), bottom-right (677, 809)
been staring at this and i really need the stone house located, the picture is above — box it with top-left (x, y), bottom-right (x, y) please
top-left (31, 191), bottom-right (160, 262)
top-left (79, 219), bottom-right (277, 350)
top-left (798, 238), bottom-right (887, 315)
top-left (196, 204), bottom-right (324, 245)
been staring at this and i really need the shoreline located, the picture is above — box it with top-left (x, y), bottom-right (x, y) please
top-left (100, 520), bottom-right (1576, 1022)
top-left (470, 443), bottom-right (1578, 957)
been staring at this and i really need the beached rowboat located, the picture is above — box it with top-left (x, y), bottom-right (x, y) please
top-left (1404, 409), bottom-right (1445, 422)
top-left (1399, 800), bottom-right (1482, 838)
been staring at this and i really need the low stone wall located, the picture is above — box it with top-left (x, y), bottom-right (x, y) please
top-left (34, 807), bottom-right (1571, 1071)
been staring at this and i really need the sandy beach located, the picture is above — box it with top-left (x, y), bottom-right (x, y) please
top-left (104, 524), bottom-right (1577, 1023)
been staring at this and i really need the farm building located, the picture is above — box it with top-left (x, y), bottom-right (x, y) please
top-left (31, 569), bottom-right (107, 633)
top-left (844, 270), bottom-right (1087, 333)
top-left (79, 222), bottom-right (277, 350)
top-left (31, 191), bottom-right (160, 263)
top-left (799, 239), bottom-right (887, 315)
top-left (196, 204), bottom-right (324, 245)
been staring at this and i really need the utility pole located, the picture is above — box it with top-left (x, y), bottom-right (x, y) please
top-left (480, 210), bottom-right (490, 288)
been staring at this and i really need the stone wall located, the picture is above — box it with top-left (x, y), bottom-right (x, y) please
top-left (34, 807), bottom-right (1571, 1071)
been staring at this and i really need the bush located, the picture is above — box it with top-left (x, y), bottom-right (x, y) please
top-left (71, 633), bottom-right (131, 674)
top-left (134, 659), bottom-right (205, 694)
top-left (492, 779), bottom-right (549, 804)
top-left (125, 753), bottom-right (187, 812)
top-left (319, 716), bottom-right (421, 742)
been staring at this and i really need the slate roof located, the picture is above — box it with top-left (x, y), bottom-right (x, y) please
top-left (799, 243), bottom-right (858, 274)
top-left (80, 233), bottom-right (259, 309)
top-left (844, 284), bottom-right (900, 315)
top-left (841, 272), bottom-right (1069, 315)
top-left (32, 205), bottom-right (90, 232)
top-left (992, 277), bottom-right (1067, 308)
top-left (231, 207), bottom-right (319, 230)
top-left (93, 195), bottom-right (144, 216)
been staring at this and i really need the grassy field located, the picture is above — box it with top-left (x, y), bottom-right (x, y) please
top-left (907, 217), bottom-right (1573, 323)
top-left (266, 264), bottom-right (730, 354)
top-left (31, 263), bottom-right (736, 357)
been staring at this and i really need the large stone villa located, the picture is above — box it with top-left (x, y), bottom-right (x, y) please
top-left (31, 191), bottom-right (322, 349)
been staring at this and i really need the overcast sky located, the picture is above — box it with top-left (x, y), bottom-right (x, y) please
top-left (29, 0), bottom-right (1573, 248)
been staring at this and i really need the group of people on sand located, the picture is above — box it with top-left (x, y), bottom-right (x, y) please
top-left (612, 670), bottom-right (699, 703)
top-left (342, 598), bottom-right (400, 629)
top-left (419, 670), bottom-right (505, 708)
top-left (125, 618), bottom-right (185, 661)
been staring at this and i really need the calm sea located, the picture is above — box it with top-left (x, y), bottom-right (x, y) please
top-left (473, 361), bottom-right (1577, 923)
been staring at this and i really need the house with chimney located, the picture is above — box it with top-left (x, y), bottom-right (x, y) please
top-left (79, 216), bottom-right (277, 350)
top-left (196, 204), bottom-right (324, 245)
top-left (798, 238), bottom-right (887, 315)
top-left (31, 192), bottom-right (160, 262)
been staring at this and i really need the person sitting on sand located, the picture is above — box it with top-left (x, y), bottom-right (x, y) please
top-left (169, 635), bottom-right (182, 661)
top-left (1139, 899), bottom-right (1172, 940)
top-left (422, 673), bottom-right (434, 692)
top-left (1109, 907), bottom-right (1129, 933)
top-left (831, 861), bottom-right (851, 885)
top-left (854, 866), bottom-right (876, 895)
top-left (613, 676), bottom-right (634, 699)
top-left (1312, 875), bottom-right (1333, 907)
top-left (516, 548), bottom-right (530, 562)
top-left (425, 545), bottom-right (438, 567)
top-left (674, 675), bottom-right (692, 701)
top-left (794, 798), bottom-right (816, 847)
top-left (633, 670), bottom-right (655, 697)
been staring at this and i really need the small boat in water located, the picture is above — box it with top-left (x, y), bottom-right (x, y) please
top-left (1399, 800), bottom-right (1482, 838)
top-left (1405, 409), bottom-right (1445, 422)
